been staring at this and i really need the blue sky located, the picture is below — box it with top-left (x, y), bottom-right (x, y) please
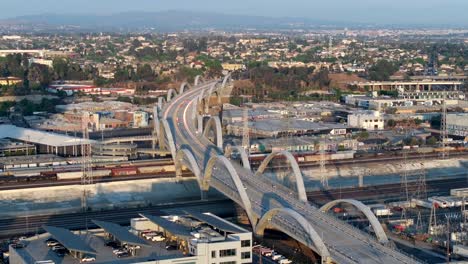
top-left (1, 0), bottom-right (467, 25)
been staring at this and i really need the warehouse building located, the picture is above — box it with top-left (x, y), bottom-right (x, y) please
top-left (447, 113), bottom-right (468, 137)
top-left (0, 125), bottom-right (93, 157)
top-left (227, 119), bottom-right (351, 138)
top-left (348, 110), bottom-right (385, 131)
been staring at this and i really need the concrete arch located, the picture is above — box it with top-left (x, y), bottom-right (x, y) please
top-left (255, 208), bottom-right (331, 263)
top-left (174, 148), bottom-right (202, 184)
top-left (224, 145), bottom-right (251, 171)
top-left (167, 89), bottom-right (178, 102)
top-left (320, 199), bottom-right (389, 244)
top-left (202, 116), bottom-right (223, 149)
top-left (159, 119), bottom-right (177, 158)
top-left (255, 151), bottom-right (307, 203)
top-left (158, 97), bottom-right (166, 111)
top-left (203, 155), bottom-right (255, 225)
top-left (153, 106), bottom-right (161, 137)
top-left (179, 82), bottom-right (191, 94)
top-left (194, 75), bottom-right (204, 86)
top-left (221, 73), bottom-right (232, 88)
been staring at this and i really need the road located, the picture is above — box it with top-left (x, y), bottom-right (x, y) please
top-left (161, 80), bottom-right (420, 263)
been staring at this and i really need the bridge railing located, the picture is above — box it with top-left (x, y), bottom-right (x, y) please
top-left (324, 211), bottom-right (423, 263)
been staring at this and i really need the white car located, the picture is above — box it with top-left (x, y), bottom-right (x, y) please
top-left (271, 254), bottom-right (283, 261)
top-left (151, 235), bottom-right (165, 242)
top-left (113, 249), bottom-right (128, 255)
top-left (278, 258), bottom-right (292, 264)
top-left (80, 256), bottom-right (95, 262)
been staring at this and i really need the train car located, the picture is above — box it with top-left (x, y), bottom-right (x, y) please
top-left (137, 165), bottom-right (176, 174)
top-left (111, 167), bottom-right (138, 176)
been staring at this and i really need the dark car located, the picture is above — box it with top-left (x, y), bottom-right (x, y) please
top-left (117, 252), bottom-right (130, 258)
top-left (45, 238), bottom-right (57, 243)
top-left (105, 241), bottom-right (120, 248)
top-left (165, 245), bottom-right (177, 251)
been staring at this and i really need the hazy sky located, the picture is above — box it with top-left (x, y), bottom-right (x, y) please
top-left (1, 0), bottom-right (467, 25)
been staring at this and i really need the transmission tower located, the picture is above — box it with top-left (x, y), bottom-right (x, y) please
top-left (319, 141), bottom-right (329, 189)
top-left (440, 91), bottom-right (449, 159)
top-left (400, 150), bottom-right (410, 203)
top-left (81, 112), bottom-right (93, 212)
top-left (415, 211), bottom-right (424, 232)
top-left (414, 155), bottom-right (427, 201)
top-left (242, 107), bottom-right (250, 155)
top-left (428, 203), bottom-right (438, 234)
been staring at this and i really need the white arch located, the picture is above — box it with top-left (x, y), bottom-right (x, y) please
top-left (159, 119), bottom-right (177, 158)
top-left (221, 73), bottom-right (232, 88)
top-left (320, 199), bottom-right (389, 244)
top-left (255, 151), bottom-right (308, 203)
top-left (255, 208), bottom-right (331, 263)
top-left (194, 75), bottom-right (204, 86)
top-left (202, 116), bottom-right (223, 149)
top-left (174, 148), bottom-right (202, 184)
top-left (153, 106), bottom-right (161, 138)
top-left (203, 155), bottom-right (256, 225)
top-left (158, 97), bottom-right (166, 111)
top-left (167, 89), bottom-right (178, 102)
top-left (179, 82), bottom-right (191, 94)
top-left (224, 145), bottom-right (251, 171)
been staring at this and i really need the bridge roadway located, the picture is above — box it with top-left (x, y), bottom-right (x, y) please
top-left (161, 80), bottom-right (420, 264)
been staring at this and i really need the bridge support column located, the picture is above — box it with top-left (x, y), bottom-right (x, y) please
top-left (200, 190), bottom-right (208, 200)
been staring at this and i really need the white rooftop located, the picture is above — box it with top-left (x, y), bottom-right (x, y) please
top-left (0, 125), bottom-right (94, 147)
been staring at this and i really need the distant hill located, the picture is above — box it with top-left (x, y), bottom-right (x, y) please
top-left (0, 10), bottom-right (345, 32)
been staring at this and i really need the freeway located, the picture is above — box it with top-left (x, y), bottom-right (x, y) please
top-left (160, 79), bottom-right (420, 263)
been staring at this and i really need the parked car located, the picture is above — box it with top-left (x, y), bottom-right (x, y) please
top-left (113, 248), bottom-right (128, 255)
top-left (80, 256), bottom-right (95, 262)
top-left (52, 245), bottom-right (65, 251)
top-left (117, 252), bottom-right (130, 258)
top-left (46, 241), bottom-right (61, 247)
top-left (105, 241), bottom-right (119, 248)
top-left (151, 235), bottom-right (165, 242)
top-left (165, 245), bottom-right (177, 251)
top-left (271, 254), bottom-right (283, 261)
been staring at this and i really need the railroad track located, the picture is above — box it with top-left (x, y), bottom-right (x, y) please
top-left (306, 178), bottom-right (468, 203)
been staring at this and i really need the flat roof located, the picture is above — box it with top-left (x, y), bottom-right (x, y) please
top-left (140, 214), bottom-right (192, 239)
top-left (185, 211), bottom-right (248, 234)
top-left (231, 119), bottom-right (348, 132)
top-left (42, 225), bottom-right (96, 255)
top-left (92, 220), bottom-right (150, 247)
top-left (0, 124), bottom-right (94, 147)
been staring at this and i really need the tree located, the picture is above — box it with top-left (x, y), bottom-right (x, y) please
top-left (427, 136), bottom-right (438, 146)
top-left (368, 60), bottom-right (398, 81)
top-left (53, 58), bottom-right (69, 80)
top-left (136, 64), bottom-right (154, 81)
top-left (386, 119), bottom-right (396, 128)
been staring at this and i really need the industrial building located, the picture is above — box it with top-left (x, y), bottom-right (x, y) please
top-left (446, 113), bottom-right (468, 137)
top-left (9, 213), bottom-right (252, 264)
top-left (0, 124), bottom-right (93, 157)
top-left (226, 119), bottom-right (350, 138)
top-left (348, 110), bottom-right (385, 131)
